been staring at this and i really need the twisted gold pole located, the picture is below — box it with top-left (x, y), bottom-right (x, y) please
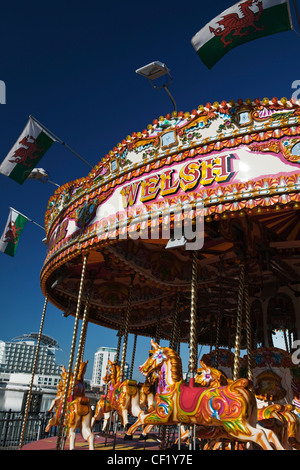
top-left (56, 253), bottom-right (88, 450)
top-left (170, 292), bottom-right (180, 350)
top-left (130, 334), bottom-right (137, 379)
top-left (115, 328), bottom-right (123, 364)
top-left (233, 263), bottom-right (245, 382)
top-left (215, 314), bottom-right (221, 368)
top-left (18, 296), bottom-right (48, 449)
top-left (177, 330), bottom-right (181, 356)
top-left (120, 278), bottom-right (134, 382)
top-left (215, 261), bottom-right (223, 368)
top-left (73, 278), bottom-right (93, 386)
top-left (283, 329), bottom-right (289, 352)
top-left (189, 251), bottom-right (198, 381)
top-left (244, 274), bottom-right (253, 382)
top-left (176, 305), bottom-right (181, 354)
top-left (155, 301), bottom-right (162, 344)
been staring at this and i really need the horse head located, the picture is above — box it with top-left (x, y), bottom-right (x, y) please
top-left (195, 360), bottom-right (229, 387)
top-left (61, 365), bottom-right (68, 381)
top-left (139, 340), bottom-right (168, 377)
top-left (103, 360), bottom-right (113, 384)
top-left (103, 360), bottom-right (120, 385)
top-left (139, 340), bottom-right (183, 387)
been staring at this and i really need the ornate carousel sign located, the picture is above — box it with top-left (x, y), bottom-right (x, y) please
top-left (44, 98), bottom-right (300, 257)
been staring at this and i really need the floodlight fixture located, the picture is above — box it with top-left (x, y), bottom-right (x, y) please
top-left (136, 61), bottom-right (177, 111)
top-left (136, 61), bottom-right (171, 81)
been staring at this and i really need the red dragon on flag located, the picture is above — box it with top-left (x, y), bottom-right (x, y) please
top-left (8, 135), bottom-right (45, 168)
top-left (209, 0), bottom-right (264, 47)
top-left (3, 221), bottom-right (22, 245)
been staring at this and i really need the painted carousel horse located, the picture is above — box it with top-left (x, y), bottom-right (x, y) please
top-left (195, 362), bottom-right (288, 449)
top-left (282, 401), bottom-right (300, 449)
top-left (174, 361), bottom-right (286, 450)
top-left (125, 340), bottom-right (282, 450)
top-left (254, 369), bottom-right (300, 450)
top-left (46, 361), bottom-right (94, 450)
top-left (91, 360), bottom-right (155, 431)
top-left (281, 375), bottom-right (300, 449)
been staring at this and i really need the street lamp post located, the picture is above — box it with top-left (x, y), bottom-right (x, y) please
top-left (136, 61), bottom-right (177, 112)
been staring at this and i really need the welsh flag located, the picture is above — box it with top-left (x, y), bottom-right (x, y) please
top-left (0, 208), bottom-right (28, 257)
top-left (0, 116), bottom-right (55, 184)
top-left (191, 0), bottom-right (292, 69)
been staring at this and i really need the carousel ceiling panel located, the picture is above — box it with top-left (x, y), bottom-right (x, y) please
top-left (254, 209), bottom-right (300, 241)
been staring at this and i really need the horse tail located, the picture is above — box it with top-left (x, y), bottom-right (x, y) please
top-left (229, 378), bottom-right (257, 426)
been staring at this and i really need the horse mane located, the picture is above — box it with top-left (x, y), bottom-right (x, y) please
top-left (77, 360), bottom-right (88, 382)
top-left (165, 347), bottom-right (183, 382)
top-left (111, 361), bottom-right (121, 384)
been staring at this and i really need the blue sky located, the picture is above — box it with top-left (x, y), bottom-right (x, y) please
top-left (0, 0), bottom-right (297, 380)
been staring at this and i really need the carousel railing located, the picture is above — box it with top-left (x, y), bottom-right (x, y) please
top-left (0, 410), bottom-right (56, 449)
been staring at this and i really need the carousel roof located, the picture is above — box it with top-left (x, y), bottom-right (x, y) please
top-left (40, 97), bottom-right (300, 347)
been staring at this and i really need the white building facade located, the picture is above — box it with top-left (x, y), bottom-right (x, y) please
top-left (91, 346), bottom-right (129, 388)
top-left (0, 334), bottom-right (63, 412)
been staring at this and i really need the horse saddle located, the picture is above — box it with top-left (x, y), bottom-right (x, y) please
top-left (73, 396), bottom-right (90, 416)
top-left (178, 382), bottom-right (206, 413)
top-left (123, 379), bottom-right (138, 396)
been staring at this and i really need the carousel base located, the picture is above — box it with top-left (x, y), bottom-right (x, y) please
top-left (21, 431), bottom-right (162, 451)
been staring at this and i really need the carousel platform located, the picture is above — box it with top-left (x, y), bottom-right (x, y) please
top-left (21, 431), bottom-right (163, 451)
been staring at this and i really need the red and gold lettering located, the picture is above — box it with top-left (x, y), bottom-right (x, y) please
top-left (179, 162), bottom-right (201, 192)
top-left (120, 181), bottom-right (141, 208)
top-left (200, 153), bottom-right (235, 186)
top-left (200, 157), bottom-right (215, 186)
top-left (140, 175), bottom-right (160, 202)
top-left (160, 169), bottom-right (180, 196)
top-left (214, 154), bottom-right (235, 183)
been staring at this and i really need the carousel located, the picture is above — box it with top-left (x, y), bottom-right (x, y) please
top-left (20, 96), bottom-right (300, 450)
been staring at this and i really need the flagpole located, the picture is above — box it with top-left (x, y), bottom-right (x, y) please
top-left (48, 179), bottom-right (60, 187)
top-left (29, 115), bottom-right (94, 169)
top-left (9, 207), bottom-right (45, 231)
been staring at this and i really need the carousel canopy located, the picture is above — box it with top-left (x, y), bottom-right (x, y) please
top-left (40, 97), bottom-right (300, 347)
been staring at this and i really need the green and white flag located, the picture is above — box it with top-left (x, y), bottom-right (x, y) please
top-left (191, 0), bottom-right (292, 69)
top-left (0, 208), bottom-right (28, 257)
top-left (0, 116), bottom-right (55, 184)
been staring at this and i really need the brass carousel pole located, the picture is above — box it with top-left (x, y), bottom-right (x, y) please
top-left (72, 276), bottom-right (94, 387)
top-left (18, 296), bottom-right (48, 450)
top-left (162, 292), bottom-right (181, 450)
top-left (130, 334), bottom-right (137, 380)
top-left (244, 269), bottom-right (253, 383)
top-left (155, 300), bottom-right (162, 344)
top-left (188, 250), bottom-right (198, 451)
top-left (215, 260), bottom-right (223, 368)
top-left (120, 275), bottom-right (135, 382)
top-left (233, 262), bottom-right (245, 382)
top-left (56, 253), bottom-right (89, 450)
top-left (115, 328), bottom-right (123, 363)
top-left (189, 251), bottom-right (198, 385)
top-left (176, 321), bottom-right (181, 355)
top-left (154, 299), bottom-right (166, 449)
top-left (113, 275), bottom-right (134, 445)
top-left (170, 292), bottom-right (180, 350)
top-left (283, 329), bottom-right (290, 353)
